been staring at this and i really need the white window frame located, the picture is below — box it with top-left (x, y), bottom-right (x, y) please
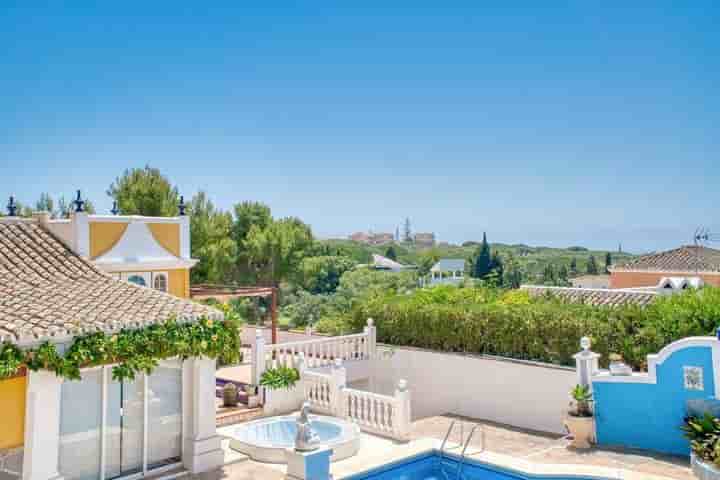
top-left (65, 362), bottom-right (184, 480)
top-left (151, 272), bottom-right (169, 293)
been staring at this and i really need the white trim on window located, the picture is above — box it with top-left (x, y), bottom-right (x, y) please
top-left (152, 272), bottom-right (169, 293)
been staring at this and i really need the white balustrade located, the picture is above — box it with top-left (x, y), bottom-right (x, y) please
top-left (302, 370), bottom-right (334, 415)
top-left (255, 318), bottom-right (376, 375)
top-left (340, 379), bottom-right (411, 441)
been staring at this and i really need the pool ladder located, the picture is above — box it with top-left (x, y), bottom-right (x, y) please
top-left (439, 420), bottom-right (485, 480)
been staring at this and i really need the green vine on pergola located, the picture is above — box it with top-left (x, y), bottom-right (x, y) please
top-left (0, 316), bottom-right (242, 381)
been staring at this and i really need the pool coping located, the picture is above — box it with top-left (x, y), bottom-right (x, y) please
top-left (332, 438), bottom-right (680, 480)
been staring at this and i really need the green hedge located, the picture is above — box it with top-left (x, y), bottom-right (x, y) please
top-left (351, 286), bottom-right (720, 369)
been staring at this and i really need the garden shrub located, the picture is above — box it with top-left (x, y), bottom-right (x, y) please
top-left (351, 286), bottom-right (720, 370)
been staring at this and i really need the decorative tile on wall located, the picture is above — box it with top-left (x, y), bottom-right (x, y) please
top-left (684, 366), bottom-right (704, 391)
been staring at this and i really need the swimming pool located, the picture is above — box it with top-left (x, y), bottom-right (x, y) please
top-left (347, 452), bottom-right (611, 480)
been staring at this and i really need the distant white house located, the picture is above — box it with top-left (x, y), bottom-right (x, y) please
top-left (371, 254), bottom-right (414, 272)
top-left (428, 258), bottom-right (466, 285)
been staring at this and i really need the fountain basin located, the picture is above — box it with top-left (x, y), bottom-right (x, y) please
top-left (229, 414), bottom-right (361, 463)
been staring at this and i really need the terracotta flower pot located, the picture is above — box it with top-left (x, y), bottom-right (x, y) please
top-left (692, 454), bottom-right (720, 480)
top-left (564, 414), bottom-right (594, 449)
top-left (223, 382), bottom-right (239, 407)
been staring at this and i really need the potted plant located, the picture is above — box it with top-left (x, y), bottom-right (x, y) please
top-left (244, 384), bottom-right (260, 408)
top-left (259, 366), bottom-right (302, 415)
top-left (222, 382), bottom-right (239, 408)
top-left (564, 384), bottom-right (594, 449)
top-left (259, 365), bottom-right (300, 390)
top-left (683, 413), bottom-right (720, 479)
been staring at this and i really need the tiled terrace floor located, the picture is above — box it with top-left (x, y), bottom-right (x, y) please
top-left (189, 414), bottom-right (693, 480)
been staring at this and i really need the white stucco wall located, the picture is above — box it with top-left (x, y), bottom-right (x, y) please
top-left (366, 346), bottom-right (577, 434)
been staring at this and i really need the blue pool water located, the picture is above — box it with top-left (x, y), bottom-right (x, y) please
top-left (347, 453), bottom-right (608, 480)
top-left (234, 418), bottom-right (342, 448)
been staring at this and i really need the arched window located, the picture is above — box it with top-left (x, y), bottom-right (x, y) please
top-left (153, 273), bottom-right (168, 292)
top-left (127, 275), bottom-right (147, 287)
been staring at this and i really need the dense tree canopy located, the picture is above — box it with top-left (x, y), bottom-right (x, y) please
top-left (189, 191), bottom-right (236, 283)
top-left (296, 255), bottom-right (356, 294)
top-left (107, 166), bottom-right (179, 216)
top-left (244, 217), bottom-right (314, 286)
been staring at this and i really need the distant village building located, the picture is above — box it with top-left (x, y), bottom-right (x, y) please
top-left (413, 232), bottom-right (436, 248)
top-left (428, 258), bottom-right (466, 286)
top-left (609, 245), bottom-right (720, 288)
top-left (349, 231), bottom-right (395, 245)
top-left (349, 231), bottom-right (370, 243)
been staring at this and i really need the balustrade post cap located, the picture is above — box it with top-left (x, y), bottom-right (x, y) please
top-left (397, 379), bottom-right (408, 391)
top-left (367, 318), bottom-right (374, 326)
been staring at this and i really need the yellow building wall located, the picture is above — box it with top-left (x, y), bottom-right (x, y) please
top-left (89, 222), bottom-right (129, 259)
top-left (167, 269), bottom-right (190, 298)
top-left (148, 223), bottom-right (181, 257)
top-left (0, 376), bottom-right (26, 449)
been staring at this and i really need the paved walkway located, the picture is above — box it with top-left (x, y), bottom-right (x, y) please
top-left (413, 415), bottom-right (691, 479)
top-left (189, 414), bottom-right (692, 479)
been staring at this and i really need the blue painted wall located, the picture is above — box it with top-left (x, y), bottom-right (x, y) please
top-left (593, 346), bottom-right (714, 455)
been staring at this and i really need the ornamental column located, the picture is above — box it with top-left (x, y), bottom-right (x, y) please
top-left (182, 357), bottom-right (223, 474)
top-left (23, 370), bottom-right (64, 480)
top-left (573, 336), bottom-right (600, 389)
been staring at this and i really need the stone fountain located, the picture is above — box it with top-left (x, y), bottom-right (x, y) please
top-left (285, 402), bottom-right (333, 480)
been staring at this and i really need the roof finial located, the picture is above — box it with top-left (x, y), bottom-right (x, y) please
top-left (178, 195), bottom-right (187, 216)
top-left (6, 196), bottom-right (17, 216)
top-left (73, 190), bottom-right (85, 213)
top-left (110, 201), bottom-right (119, 215)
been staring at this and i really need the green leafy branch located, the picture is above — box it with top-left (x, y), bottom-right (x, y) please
top-left (0, 316), bottom-right (241, 382)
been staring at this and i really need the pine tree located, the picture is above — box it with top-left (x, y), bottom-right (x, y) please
top-left (472, 232), bottom-right (492, 279)
top-left (403, 218), bottom-right (412, 243)
top-left (558, 264), bottom-right (569, 285)
top-left (542, 264), bottom-right (556, 284)
top-left (385, 245), bottom-right (398, 261)
top-left (570, 257), bottom-right (578, 276)
top-left (35, 193), bottom-right (54, 216)
top-left (605, 252), bottom-right (613, 274)
top-left (504, 253), bottom-right (523, 289)
top-left (490, 251), bottom-right (504, 285)
top-left (586, 255), bottom-right (599, 275)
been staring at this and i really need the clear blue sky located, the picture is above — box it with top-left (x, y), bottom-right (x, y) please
top-left (2, 2), bottom-right (718, 253)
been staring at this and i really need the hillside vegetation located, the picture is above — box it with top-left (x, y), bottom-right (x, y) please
top-left (319, 238), bottom-right (634, 283)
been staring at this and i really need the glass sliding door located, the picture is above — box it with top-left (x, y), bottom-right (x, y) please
top-left (106, 377), bottom-right (144, 479)
top-left (56, 363), bottom-right (183, 480)
top-left (59, 369), bottom-right (103, 480)
top-left (146, 360), bottom-right (183, 469)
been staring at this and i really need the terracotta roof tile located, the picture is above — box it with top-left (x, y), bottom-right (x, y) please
top-left (611, 245), bottom-right (720, 273)
top-left (522, 285), bottom-right (658, 307)
top-left (0, 220), bottom-right (219, 344)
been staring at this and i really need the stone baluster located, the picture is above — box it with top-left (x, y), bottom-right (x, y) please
top-left (251, 329), bottom-right (266, 386)
top-left (394, 379), bottom-right (411, 441)
top-left (573, 336), bottom-right (600, 390)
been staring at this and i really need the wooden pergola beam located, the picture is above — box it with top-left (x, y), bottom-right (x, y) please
top-left (190, 284), bottom-right (279, 344)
